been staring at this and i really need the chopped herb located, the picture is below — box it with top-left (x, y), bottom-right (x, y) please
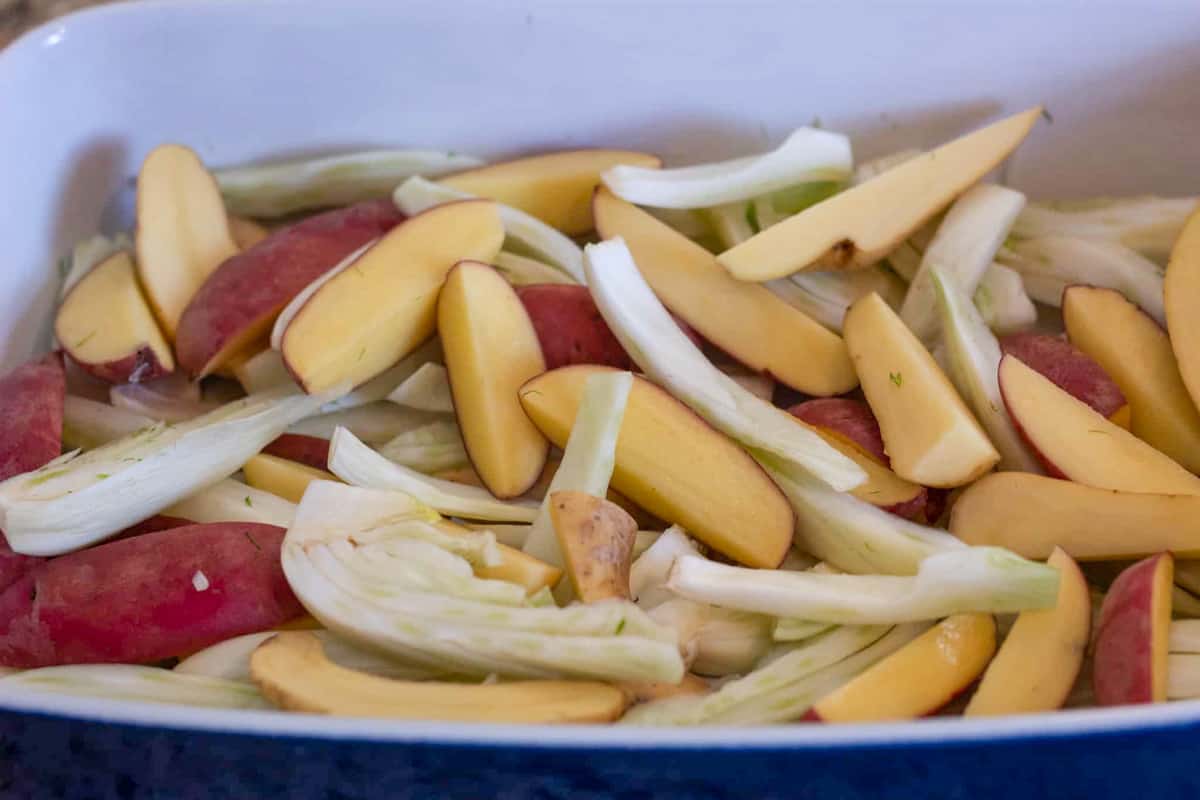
top-left (615, 619), bottom-right (627, 635)
top-left (244, 496), bottom-right (253, 507)
top-left (243, 531), bottom-right (262, 552)
top-left (95, 473), bottom-right (110, 480)
top-left (357, 346), bottom-right (366, 362)
top-left (889, 371), bottom-right (903, 387)
top-left (74, 331), bottom-right (97, 348)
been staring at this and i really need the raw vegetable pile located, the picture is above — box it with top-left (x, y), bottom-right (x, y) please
top-left (2, 105), bottom-right (1200, 725)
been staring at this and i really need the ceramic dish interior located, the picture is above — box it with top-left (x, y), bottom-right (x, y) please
top-left (0, 0), bottom-right (1197, 746)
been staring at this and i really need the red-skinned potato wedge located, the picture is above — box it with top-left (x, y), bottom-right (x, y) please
top-left (227, 216), bottom-right (271, 250)
top-left (1063, 285), bottom-right (1200, 474)
top-left (1093, 552), bottom-right (1173, 706)
top-left (0, 353), bottom-right (66, 594)
top-left (787, 399), bottom-right (929, 522)
top-left (440, 149), bottom-right (661, 235)
top-left (135, 144), bottom-right (240, 339)
top-left (548, 490), bottom-right (637, 603)
top-left (250, 631), bottom-right (628, 722)
top-left (439, 261), bottom-right (549, 499)
top-left (261, 434), bottom-right (331, 471)
top-left (950, 472), bottom-right (1200, 560)
top-left (0, 523), bottom-right (302, 667)
top-left (788, 398), bottom-right (887, 464)
top-left (517, 284), bottom-right (703, 370)
top-left (111, 514), bottom-right (193, 541)
top-left (0, 352), bottom-right (65, 482)
top-left (716, 108), bottom-right (1042, 278)
top-left (804, 614), bottom-right (997, 722)
top-left (1164, 205), bottom-right (1200, 413)
top-left (999, 332), bottom-right (1129, 427)
top-left (844, 293), bottom-right (999, 488)
top-left (433, 519), bottom-right (562, 595)
top-left (55, 252), bottom-right (174, 383)
top-left (965, 548), bottom-right (1091, 716)
top-left (0, 540), bottom-right (40, 597)
top-left (518, 284), bottom-right (633, 370)
top-left (520, 365), bottom-right (794, 568)
top-left (792, 418), bottom-right (928, 521)
top-left (618, 673), bottom-right (710, 705)
top-left (593, 187), bottom-right (858, 396)
top-left (176, 199), bottom-right (405, 377)
top-left (998, 355), bottom-right (1200, 494)
top-left (243, 454), bottom-right (339, 504)
top-left (280, 200), bottom-right (504, 394)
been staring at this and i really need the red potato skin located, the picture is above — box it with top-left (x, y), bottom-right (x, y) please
top-left (0, 353), bottom-right (67, 591)
top-left (67, 346), bottom-right (172, 385)
top-left (175, 200), bottom-right (406, 377)
top-left (517, 284), bottom-right (704, 370)
top-left (788, 398), bottom-right (887, 464)
top-left (788, 398), bottom-right (929, 522)
top-left (1093, 552), bottom-right (1171, 706)
top-left (261, 433), bottom-right (331, 471)
top-left (0, 352), bottom-right (65, 482)
top-left (999, 333), bottom-right (1127, 420)
top-left (0, 523), bottom-right (302, 667)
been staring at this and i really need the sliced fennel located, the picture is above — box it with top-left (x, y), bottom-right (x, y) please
top-left (377, 419), bottom-right (468, 474)
top-left (646, 597), bottom-right (773, 677)
top-left (234, 349), bottom-right (294, 394)
top-left (900, 184), bottom-right (1027, 343)
top-left (386, 362), bottom-right (453, 413)
top-left (751, 181), bottom-right (845, 235)
top-left (621, 624), bottom-right (911, 725)
top-left (59, 232), bottom-right (132, 298)
top-left (289, 402), bottom-right (442, 445)
top-left (0, 666), bottom-right (267, 709)
top-left (393, 176), bottom-right (584, 282)
top-left (601, 128), bottom-right (851, 209)
top-left (472, 524), bottom-right (659, 556)
top-left (646, 207), bottom-right (712, 240)
top-left (773, 618), bottom-right (836, 642)
top-left (175, 629), bottom-right (451, 683)
top-left (492, 251), bottom-right (577, 286)
top-left (931, 268), bottom-right (1041, 472)
top-left (328, 427), bottom-right (538, 522)
top-left (667, 547), bottom-right (1058, 624)
top-left (998, 236), bottom-right (1166, 323)
top-left (522, 371), bottom-right (633, 578)
top-left (62, 396), bottom-right (154, 449)
top-left (283, 485), bottom-right (683, 682)
top-left (972, 262), bottom-right (1037, 334)
top-left (1012, 196), bottom-right (1199, 263)
top-left (886, 239), bottom-right (923, 282)
top-left (768, 266), bottom-right (905, 332)
top-left (758, 453), bottom-right (962, 575)
top-left (704, 202), bottom-right (755, 249)
top-left (214, 148), bottom-right (484, 217)
top-left (630, 525), bottom-right (702, 609)
top-left (164, 478), bottom-right (297, 528)
top-left (0, 385), bottom-right (334, 556)
top-left (110, 381), bottom-right (218, 423)
top-left (852, 148), bottom-right (921, 185)
top-left (583, 238), bottom-right (865, 491)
